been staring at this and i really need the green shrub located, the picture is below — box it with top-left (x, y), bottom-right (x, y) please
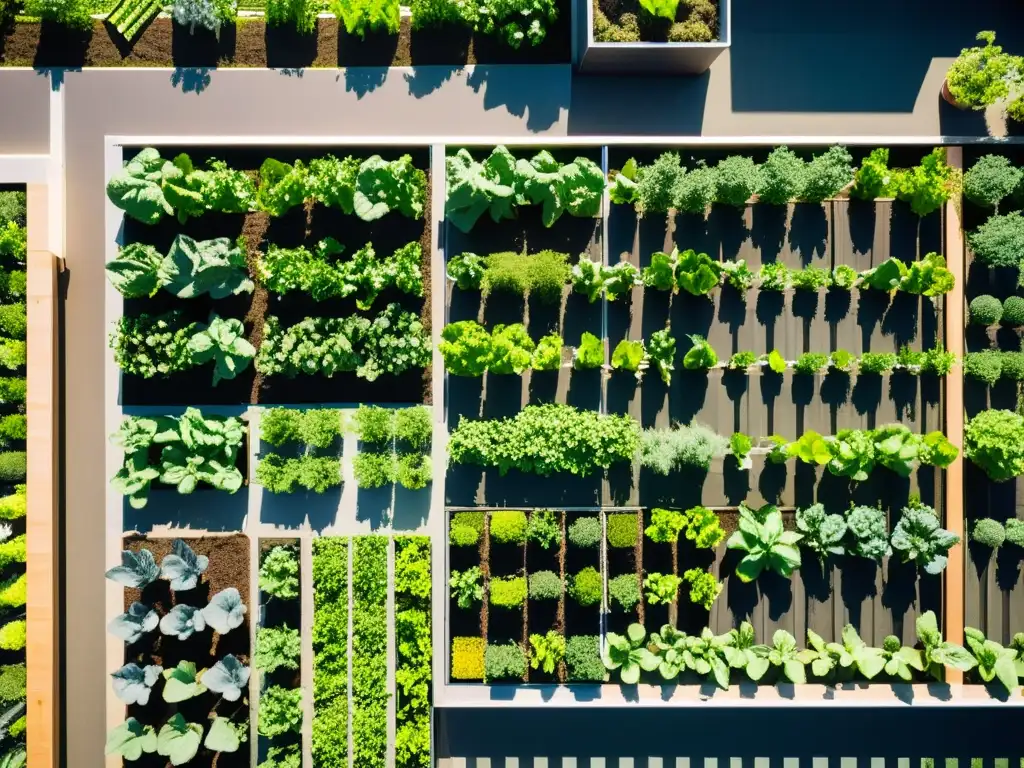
top-left (0, 453), bottom-right (25, 484)
top-left (794, 352), bottom-right (828, 375)
top-left (0, 305), bottom-right (25, 341)
top-left (489, 510), bottom-right (528, 545)
top-left (1010, 95), bottom-right (1024, 124)
top-left (0, 486), bottom-right (24, 520)
top-left (1002, 296), bottom-right (1024, 326)
top-left (255, 625), bottom-right (301, 674)
top-left (527, 570), bottom-right (562, 601)
top-left (0, 379), bottom-right (24, 405)
top-left (260, 745), bottom-right (300, 768)
top-left (567, 516), bottom-right (601, 548)
top-left (484, 642), bottom-right (526, 681)
top-left (972, 518), bottom-right (1006, 548)
top-left (565, 635), bottom-right (605, 682)
top-left (1001, 352), bottom-right (1024, 382)
top-left (0, 415), bottom-right (25, 447)
top-left (569, 567), bottom-right (602, 607)
top-left (483, 251), bottom-right (570, 304)
top-left (673, 162), bottom-right (718, 214)
top-left (964, 350), bottom-right (1002, 386)
top-left (714, 156), bottom-right (761, 207)
top-left (857, 352), bottom-right (896, 375)
top-left (1006, 519), bottom-right (1024, 548)
top-left (851, 148), bottom-right (893, 200)
top-left (353, 452), bottom-right (395, 489)
top-left (606, 513), bottom-right (638, 548)
top-left (0, 620), bottom-right (24, 651)
top-left (451, 637), bottom-right (485, 680)
top-left (301, 409), bottom-right (343, 449)
top-left (8, 716), bottom-right (24, 740)
top-left (449, 524), bottom-right (479, 547)
top-left (607, 573), bottom-right (640, 611)
top-left (311, 538), bottom-right (348, 768)
top-left (259, 685), bottom-right (302, 738)
top-left (260, 408), bottom-right (303, 445)
top-left (969, 294), bottom-right (1003, 325)
top-left (452, 511), bottom-right (485, 533)
top-left (757, 146), bottom-right (806, 205)
top-left (257, 454), bottom-right (342, 494)
top-left (265, 0), bottom-right (318, 32)
top-left (965, 155), bottom-right (1023, 209)
top-left (637, 152), bottom-right (682, 214)
top-left (394, 406), bottom-right (432, 449)
top-left (526, 509), bottom-right (561, 549)
top-left (965, 409), bottom-right (1024, 481)
top-left (0, 194), bottom-right (25, 227)
top-left (396, 453), bottom-right (431, 490)
top-left (969, 212), bottom-right (1024, 268)
top-left (667, 19), bottom-right (712, 42)
top-left (892, 148), bottom-right (952, 217)
top-left (0, 664), bottom-right (25, 705)
top-left (946, 31), bottom-right (1019, 109)
top-left (800, 145), bottom-right (854, 203)
top-left (353, 405), bottom-right (395, 445)
top-left (488, 576), bottom-right (527, 608)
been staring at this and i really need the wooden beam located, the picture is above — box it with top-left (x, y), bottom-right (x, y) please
top-left (943, 146), bottom-right (966, 682)
top-left (25, 183), bottom-right (59, 768)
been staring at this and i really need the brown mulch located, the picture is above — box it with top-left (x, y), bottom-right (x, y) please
top-left (0, 10), bottom-right (571, 67)
top-left (242, 210), bottom-right (270, 404)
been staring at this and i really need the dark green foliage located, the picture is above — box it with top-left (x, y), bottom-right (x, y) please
top-left (482, 251), bottom-right (570, 304)
top-left (637, 152), bottom-right (682, 214)
top-left (964, 155), bottom-right (1023, 209)
top-left (312, 538), bottom-right (348, 768)
top-left (567, 517), bottom-right (601, 548)
top-left (606, 513), bottom-right (638, 549)
top-left (569, 567), bottom-right (602, 607)
top-left (968, 212), bottom-right (1024, 268)
top-left (969, 294), bottom-right (1003, 326)
top-left (1001, 296), bottom-right (1024, 326)
top-left (484, 643), bottom-right (526, 681)
top-left (565, 636), bottom-right (605, 682)
top-left (607, 574), bottom-right (640, 612)
top-left (714, 155), bottom-right (761, 207)
top-left (800, 145), bottom-right (854, 203)
top-left (757, 146), bottom-right (806, 205)
top-left (1000, 352), bottom-right (1024, 382)
top-left (0, 454), bottom-right (25, 484)
top-left (527, 571), bottom-right (563, 601)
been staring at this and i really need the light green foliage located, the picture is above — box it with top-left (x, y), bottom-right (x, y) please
top-left (0, 454), bottom-right (24, 485)
top-left (0, 306), bottom-right (25, 342)
top-left (946, 31), bottom-right (1020, 109)
top-left (606, 513), bottom-right (638, 549)
top-left (851, 148), bottom-right (894, 200)
top-left (312, 538), bottom-right (349, 768)
top-left (565, 636), bottom-right (605, 682)
top-left (257, 454), bottom-right (342, 494)
top-left (574, 332), bottom-right (604, 369)
top-left (0, 536), bottom-right (25, 571)
top-left (0, 225), bottom-right (24, 265)
top-left (410, 0), bottom-right (477, 28)
top-left (484, 643), bottom-right (526, 681)
top-left (353, 406), bottom-right (394, 445)
top-left (972, 518), bottom-right (1006, 548)
top-left (715, 156), bottom-right (761, 207)
top-left (637, 152), bottom-right (682, 213)
top-left (483, 250), bottom-right (570, 304)
top-left (567, 517), bottom-right (601, 548)
top-left (832, 264), bottom-right (858, 289)
top-left (638, 423), bottom-right (728, 474)
top-left (758, 146), bottom-right (806, 204)
top-left (0, 487), bottom-right (25, 521)
top-left (569, 567), bottom-right (602, 607)
top-left (255, 625), bottom-right (300, 674)
top-left (645, 508), bottom-right (687, 543)
top-left (682, 334), bottom-right (718, 370)
top-left (965, 409), bottom-right (1024, 481)
top-left (758, 262), bottom-right (790, 291)
top-left (265, 0), bottom-right (317, 31)
top-left (449, 567), bottom-right (483, 610)
top-left (531, 334), bottom-right (563, 371)
top-left (964, 350), bottom-right (1002, 385)
top-left (526, 509), bottom-right (561, 549)
top-left (794, 352), bottom-right (828, 375)
top-left (790, 267), bottom-right (832, 291)
top-left (447, 252), bottom-right (485, 291)
top-left (353, 452), bottom-right (395, 489)
top-left (682, 568), bottom-right (721, 610)
top-left (0, 620), bottom-right (24, 652)
top-left (488, 576), bottom-right (527, 608)
top-left (602, 623), bottom-right (658, 684)
top-left (647, 327), bottom-right (676, 384)
top-left (529, 631), bottom-right (565, 675)
top-left (729, 351), bottom-right (757, 369)
top-left (527, 571), bottom-right (562, 601)
top-left (611, 340), bottom-right (647, 379)
top-left (964, 627), bottom-right (1017, 693)
top-left (395, 536), bottom-right (431, 600)
top-left (451, 638), bottom-right (485, 680)
top-left (260, 546), bottom-right (299, 601)
top-left (674, 162), bottom-right (718, 214)
top-left (330, 0), bottom-right (399, 37)
top-left (352, 537), bottom-right (388, 768)
top-left (970, 294), bottom-right (1003, 326)
top-left (721, 259), bottom-right (755, 291)
top-left (800, 145), bottom-right (854, 203)
top-left (916, 610), bottom-right (976, 681)
top-left (965, 155), bottom-right (1023, 209)
top-left (489, 324), bottom-right (535, 375)
top-left (396, 453), bottom-right (431, 491)
top-left (858, 352), bottom-right (896, 375)
top-left (795, 503), bottom-right (847, 559)
top-left (726, 504), bottom-right (802, 582)
top-left (449, 524), bottom-right (479, 548)
top-left (440, 321), bottom-right (492, 377)
top-left (890, 505), bottom-right (959, 575)
top-left (448, 404), bottom-right (640, 477)
top-left (608, 573), bottom-right (640, 611)
top-left (0, 665), bottom-right (24, 706)
top-left (105, 719), bottom-right (156, 761)
top-left (643, 247), bottom-right (721, 296)
top-left (394, 540), bottom-right (431, 768)
top-left (452, 511), bottom-right (485, 533)
top-left (258, 685), bottom-right (302, 738)
top-left (489, 510), bottom-right (528, 544)
top-left (105, 150), bottom-right (177, 221)
top-left (679, 505), bottom-right (726, 549)
top-left (892, 148), bottom-right (952, 217)
top-left (968, 212), bottom-right (1024, 268)
top-left (0, 194), bottom-right (25, 227)
top-left (1007, 519), bottom-right (1024, 547)
top-left (643, 572), bottom-right (682, 605)
top-left (847, 506), bottom-right (891, 560)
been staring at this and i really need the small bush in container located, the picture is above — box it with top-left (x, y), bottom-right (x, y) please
top-left (484, 643), bottom-right (526, 682)
top-left (1000, 352), bottom-right (1024, 382)
top-left (964, 155), bottom-right (1023, 210)
top-left (963, 351), bottom-right (1002, 386)
top-left (800, 146), bottom-right (854, 203)
top-left (758, 147), bottom-right (806, 205)
top-left (606, 514), bottom-right (638, 548)
top-left (451, 637), bottom-right (485, 680)
top-left (944, 31), bottom-right (1022, 109)
top-left (527, 571), bottom-right (562, 601)
top-left (452, 511), bottom-right (484, 534)
top-left (674, 163), bottom-right (718, 215)
top-left (565, 636), bottom-right (605, 682)
top-left (394, 407), bottom-right (432, 450)
top-left (353, 405), bottom-right (394, 445)
top-left (968, 213), bottom-right (1024, 269)
top-left (489, 576), bottom-right (527, 608)
top-left (1006, 519), bottom-right (1024, 548)
top-left (1010, 95), bottom-right (1024, 125)
top-left (1001, 297), bottom-right (1024, 327)
top-left (969, 295), bottom-right (1003, 326)
top-left (608, 574), bottom-right (640, 612)
top-left (715, 156), bottom-right (761, 208)
top-left (972, 518), bottom-right (1006, 548)
top-left (353, 453), bottom-right (395, 489)
top-left (568, 517), bottom-right (601, 548)
top-left (643, 572), bottom-right (682, 605)
top-left (396, 453), bottom-right (431, 491)
top-left (489, 511), bottom-right (528, 545)
top-left (569, 567), bottom-right (602, 607)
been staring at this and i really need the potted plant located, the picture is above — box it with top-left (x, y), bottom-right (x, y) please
top-left (943, 31), bottom-right (1023, 110)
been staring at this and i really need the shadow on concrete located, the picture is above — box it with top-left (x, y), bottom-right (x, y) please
top-left (729, 0), bottom-right (1024, 113)
top-left (465, 65), bottom-right (571, 132)
top-left (567, 72), bottom-right (709, 134)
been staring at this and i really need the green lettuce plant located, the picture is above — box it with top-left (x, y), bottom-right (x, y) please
top-left (964, 627), bottom-right (1017, 693)
top-left (847, 506), bottom-right (891, 560)
top-left (574, 332), bottom-right (603, 369)
top-left (602, 624), bottom-right (658, 684)
top-left (795, 503), bottom-right (847, 559)
top-left (529, 631), bottom-right (565, 675)
top-left (647, 327), bottom-right (676, 384)
top-left (965, 409), bottom-right (1024, 481)
top-left (916, 610), bottom-right (976, 681)
top-left (726, 503), bottom-right (802, 582)
top-left (890, 505), bottom-right (960, 575)
top-left (643, 572), bottom-right (682, 605)
top-left (682, 568), bottom-right (721, 610)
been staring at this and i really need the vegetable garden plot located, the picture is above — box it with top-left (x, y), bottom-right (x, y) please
top-left (107, 144), bottom-right (433, 407)
top-left (960, 148), bottom-right (1024, 652)
top-left (106, 535), bottom-right (251, 768)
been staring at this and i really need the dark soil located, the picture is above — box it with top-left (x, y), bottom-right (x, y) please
top-left (0, 5), bottom-right (571, 67)
top-left (120, 534), bottom-right (251, 768)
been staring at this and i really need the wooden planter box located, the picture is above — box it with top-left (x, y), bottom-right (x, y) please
top-left (573, 0), bottom-right (730, 74)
